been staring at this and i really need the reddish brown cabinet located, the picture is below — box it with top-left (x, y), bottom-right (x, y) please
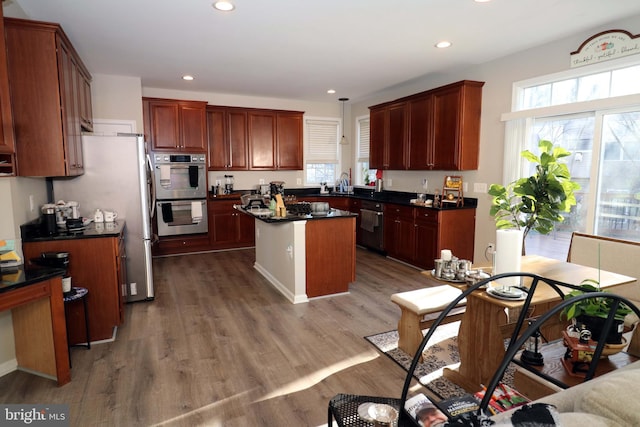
top-left (208, 106), bottom-right (303, 171)
top-left (23, 230), bottom-right (125, 344)
top-left (143, 97), bottom-right (207, 153)
top-left (4, 18), bottom-right (92, 177)
top-left (208, 199), bottom-right (255, 249)
top-left (369, 101), bottom-right (408, 170)
top-left (0, 7), bottom-right (16, 176)
top-left (383, 204), bottom-right (476, 270)
top-left (369, 80), bottom-right (483, 171)
top-left (207, 106), bottom-right (248, 170)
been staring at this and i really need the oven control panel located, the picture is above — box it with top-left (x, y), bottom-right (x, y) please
top-left (152, 153), bottom-right (206, 164)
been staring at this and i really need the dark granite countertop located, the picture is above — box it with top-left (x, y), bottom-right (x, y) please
top-left (0, 265), bottom-right (66, 294)
top-left (212, 187), bottom-right (477, 210)
top-left (235, 205), bottom-right (357, 223)
top-left (21, 219), bottom-right (125, 242)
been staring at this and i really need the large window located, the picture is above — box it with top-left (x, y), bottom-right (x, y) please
top-left (504, 58), bottom-right (640, 257)
top-left (304, 118), bottom-right (340, 185)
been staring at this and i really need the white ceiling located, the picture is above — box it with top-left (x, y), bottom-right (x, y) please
top-left (10, 0), bottom-right (640, 103)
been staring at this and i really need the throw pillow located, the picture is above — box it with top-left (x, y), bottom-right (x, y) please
top-left (576, 369), bottom-right (640, 425)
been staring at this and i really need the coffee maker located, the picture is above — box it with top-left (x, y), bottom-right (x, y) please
top-left (41, 204), bottom-right (57, 235)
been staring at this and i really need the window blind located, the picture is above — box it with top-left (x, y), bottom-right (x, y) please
top-left (306, 119), bottom-right (339, 163)
top-left (357, 117), bottom-right (370, 163)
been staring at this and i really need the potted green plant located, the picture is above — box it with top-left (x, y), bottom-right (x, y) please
top-left (561, 278), bottom-right (632, 344)
top-left (489, 139), bottom-right (581, 254)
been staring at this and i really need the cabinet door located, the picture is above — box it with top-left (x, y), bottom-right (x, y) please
top-left (77, 70), bottom-right (93, 132)
top-left (58, 39), bottom-right (83, 176)
top-left (0, 7), bottom-right (15, 159)
top-left (248, 110), bottom-right (276, 170)
top-left (276, 112), bottom-right (303, 170)
top-left (369, 107), bottom-right (386, 169)
top-left (386, 102), bottom-right (408, 170)
top-left (237, 209), bottom-right (256, 245)
top-left (407, 95), bottom-right (433, 170)
top-left (181, 104), bottom-right (206, 152)
top-left (414, 210), bottom-right (439, 269)
top-left (207, 107), bottom-right (229, 169)
top-left (384, 204), bottom-right (415, 261)
top-left (432, 86), bottom-right (461, 170)
top-left (227, 109), bottom-right (248, 170)
top-left (149, 102), bottom-right (180, 151)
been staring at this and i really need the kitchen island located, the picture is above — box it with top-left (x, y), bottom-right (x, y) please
top-left (238, 206), bottom-right (357, 303)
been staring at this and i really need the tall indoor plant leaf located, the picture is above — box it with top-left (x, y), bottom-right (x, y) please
top-left (489, 140), bottom-right (580, 254)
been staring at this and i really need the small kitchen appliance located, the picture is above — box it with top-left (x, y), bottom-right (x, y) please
top-left (41, 204), bottom-right (57, 235)
top-left (270, 181), bottom-right (285, 197)
top-left (224, 175), bottom-right (234, 194)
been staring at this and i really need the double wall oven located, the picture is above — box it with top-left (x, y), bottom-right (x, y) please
top-left (151, 152), bottom-right (208, 237)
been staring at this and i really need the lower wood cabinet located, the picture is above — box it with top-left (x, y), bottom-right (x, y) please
top-left (208, 199), bottom-right (255, 249)
top-left (23, 230), bottom-right (125, 344)
top-left (384, 204), bottom-right (476, 270)
top-left (153, 235), bottom-right (211, 256)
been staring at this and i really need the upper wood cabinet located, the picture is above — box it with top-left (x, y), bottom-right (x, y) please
top-left (369, 80), bottom-right (484, 171)
top-left (369, 101), bottom-right (408, 170)
top-left (4, 18), bottom-right (93, 177)
top-left (143, 97), bottom-right (207, 153)
top-left (207, 106), bottom-right (303, 171)
top-left (207, 106), bottom-right (248, 170)
top-left (0, 8), bottom-right (16, 176)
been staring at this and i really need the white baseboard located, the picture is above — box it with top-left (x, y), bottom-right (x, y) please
top-left (0, 358), bottom-right (18, 378)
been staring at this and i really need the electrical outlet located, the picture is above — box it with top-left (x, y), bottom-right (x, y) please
top-left (215, 179), bottom-right (221, 186)
top-left (387, 178), bottom-right (392, 187)
top-left (130, 282), bottom-right (138, 295)
top-left (422, 178), bottom-right (428, 190)
top-left (296, 178), bottom-right (302, 185)
top-left (463, 182), bottom-right (468, 192)
top-left (259, 179), bottom-right (265, 185)
top-left (29, 195), bottom-right (35, 212)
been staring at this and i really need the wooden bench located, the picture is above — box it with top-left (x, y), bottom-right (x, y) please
top-left (391, 286), bottom-right (466, 359)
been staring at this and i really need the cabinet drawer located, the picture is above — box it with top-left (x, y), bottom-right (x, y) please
top-left (414, 208), bottom-right (438, 224)
top-left (384, 203), bottom-right (414, 219)
top-left (209, 199), bottom-right (240, 213)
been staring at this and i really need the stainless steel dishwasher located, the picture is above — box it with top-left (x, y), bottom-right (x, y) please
top-left (359, 199), bottom-right (384, 253)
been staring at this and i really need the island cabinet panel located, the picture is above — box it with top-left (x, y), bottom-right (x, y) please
top-left (0, 7), bottom-right (16, 175)
top-left (5, 17), bottom-right (92, 177)
top-left (305, 217), bottom-right (356, 298)
top-left (369, 80), bottom-right (483, 171)
top-left (23, 233), bottom-right (124, 345)
top-left (207, 106), bottom-right (248, 170)
top-left (143, 97), bottom-right (207, 153)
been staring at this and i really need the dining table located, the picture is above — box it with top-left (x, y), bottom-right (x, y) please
top-left (424, 255), bottom-right (637, 393)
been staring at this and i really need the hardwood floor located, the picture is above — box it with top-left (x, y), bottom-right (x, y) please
top-left (0, 248), bottom-right (444, 426)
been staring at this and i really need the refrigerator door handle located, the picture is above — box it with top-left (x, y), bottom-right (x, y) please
top-left (147, 153), bottom-right (156, 218)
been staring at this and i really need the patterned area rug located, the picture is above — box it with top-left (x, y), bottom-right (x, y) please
top-left (365, 321), bottom-right (514, 400)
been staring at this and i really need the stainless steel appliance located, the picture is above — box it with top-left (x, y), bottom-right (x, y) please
top-left (52, 133), bottom-right (155, 302)
top-left (152, 151), bottom-right (208, 237)
top-left (151, 152), bottom-right (206, 200)
top-left (359, 200), bottom-right (384, 253)
top-left (156, 199), bottom-right (208, 236)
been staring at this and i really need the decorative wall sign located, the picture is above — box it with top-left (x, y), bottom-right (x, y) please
top-left (571, 29), bottom-right (640, 68)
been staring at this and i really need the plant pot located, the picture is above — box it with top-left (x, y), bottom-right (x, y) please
top-left (576, 315), bottom-right (625, 344)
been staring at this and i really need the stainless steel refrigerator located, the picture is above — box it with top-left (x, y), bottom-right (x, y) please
top-left (53, 133), bottom-right (155, 302)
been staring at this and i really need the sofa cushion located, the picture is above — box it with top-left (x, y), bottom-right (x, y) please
top-left (576, 369), bottom-right (640, 426)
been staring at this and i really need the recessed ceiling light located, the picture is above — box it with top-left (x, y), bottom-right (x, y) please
top-left (435, 41), bottom-right (452, 49)
top-left (475, 0), bottom-right (492, 3)
top-left (213, 1), bottom-right (235, 11)
top-left (327, 89), bottom-right (336, 94)
top-left (182, 75), bottom-right (194, 81)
